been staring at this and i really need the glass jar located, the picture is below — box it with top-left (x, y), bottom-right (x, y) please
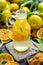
top-left (12, 10), bottom-right (31, 52)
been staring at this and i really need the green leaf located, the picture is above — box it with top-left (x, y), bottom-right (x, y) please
top-left (21, 0), bottom-right (32, 7)
top-left (5, 18), bottom-right (9, 28)
top-left (22, 0), bottom-right (28, 3)
top-left (31, 40), bottom-right (43, 51)
top-left (36, 38), bottom-right (43, 44)
top-left (31, 40), bottom-right (39, 47)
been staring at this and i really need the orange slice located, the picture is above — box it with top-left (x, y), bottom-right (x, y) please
top-left (0, 29), bottom-right (12, 43)
top-left (37, 28), bottom-right (43, 38)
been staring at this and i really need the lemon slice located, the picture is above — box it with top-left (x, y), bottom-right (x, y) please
top-left (14, 44), bottom-right (30, 52)
top-left (13, 38), bottom-right (30, 52)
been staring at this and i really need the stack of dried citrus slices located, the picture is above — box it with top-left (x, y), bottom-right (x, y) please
top-left (0, 53), bottom-right (19, 65)
top-left (0, 29), bottom-right (12, 44)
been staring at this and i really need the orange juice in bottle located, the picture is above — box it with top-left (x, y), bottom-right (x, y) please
top-left (12, 10), bottom-right (31, 52)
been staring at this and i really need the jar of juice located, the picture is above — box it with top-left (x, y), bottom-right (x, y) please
top-left (12, 10), bottom-right (31, 52)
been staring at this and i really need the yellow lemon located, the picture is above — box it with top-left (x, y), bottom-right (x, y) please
top-left (39, 12), bottom-right (43, 20)
top-left (38, 2), bottom-right (43, 11)
top-left (12, 0), bottom-right (21, 3)
top-left (9, 3), bottom-right (19, 11)
top-left (5, 2), bottom-right (10, 10)
top-left (2, 9), bottom-right (11, 23)
top-left (21, 7), bottom-right (30, 12)
top-left (2, 9), bottom-right (11, 19)
top-left (28, 15), bottom-right (43, 30)
top-left (0, 0), bottom-right (7, 11)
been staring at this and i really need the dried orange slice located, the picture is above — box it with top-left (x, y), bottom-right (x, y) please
top-left (5, 61), bottom-right (19, 65)
top-left (0, 29), bottom-right (12, 43)
top-left (37, 28), bottom-right (43, 38)
top-left (0, 53), bottom-right (14, 63)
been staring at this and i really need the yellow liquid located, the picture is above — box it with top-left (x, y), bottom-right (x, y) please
top-left (13, 37), bottom-right (30, 52)
top-left (12, 14), bottom-right (31, 52)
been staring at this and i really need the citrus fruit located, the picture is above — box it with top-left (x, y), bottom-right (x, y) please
top-left (39, 12), bottom-right (43, 20)
top-left (12, 19), bottom-right (31, 41)
top-left (0, 53), bottom-right (14, 63)
top-left (9, 3), bottom-right (19, 11)
top-left (2, 9), bottom-right (11, 19)
top-left (2, 9), bottom-right (11, 23)
top-left (0, 29), bottom-right (12, 44)
top-left (5, 61), bottom-right (19, 65)
top-left (38, 2), bottom-right (43, 11)
top-left (28, 15), bottom-right (43, 30)
top-left (5, 4), bottom-right (10, 10)
top-left (0, 0), bottom-right (7, 11)
top-left (29, 52), bottom-right (43, 65)
top-left (5, 2), bottom-right (10, 10)
top-left (37, 28), bottom-right (43, 38)
top-left (12, 0), bottom-right (21, 3)
top-left (21, 7), bottom-right (30, 12)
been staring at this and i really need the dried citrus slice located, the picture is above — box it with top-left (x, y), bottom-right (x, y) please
top-left (29, 52), bottom-right (43, 65)
top-left (5, 61), bottom-right (19, 65)
top-left (0, 29), bottom-right (12, 44)
top-left (0, 53), bottom-right (14, 63)
top-left (37, 28), bottom-right (43, 38)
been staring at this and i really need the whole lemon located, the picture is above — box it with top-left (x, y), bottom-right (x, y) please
top-left (21, 7), bottom-right (30, 12)
top-left (12, 0), bottom-right (21, 3)
top-left (39, 12), bottom-right (43, 20)
top-left (5, 3), bottom-right (10, 10)
top-left (38, 2), bottom-right (43, 11)
top-left (9, 3), bottom-right (19, 11)
top-left (28, 15), bottom-right (43, 30)
top-left (2, 9), bottom-right (11, 23)
top-left (2, 9), bottom-right (11, 19)
top-left (0, 0), bottom-right (7, 11)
